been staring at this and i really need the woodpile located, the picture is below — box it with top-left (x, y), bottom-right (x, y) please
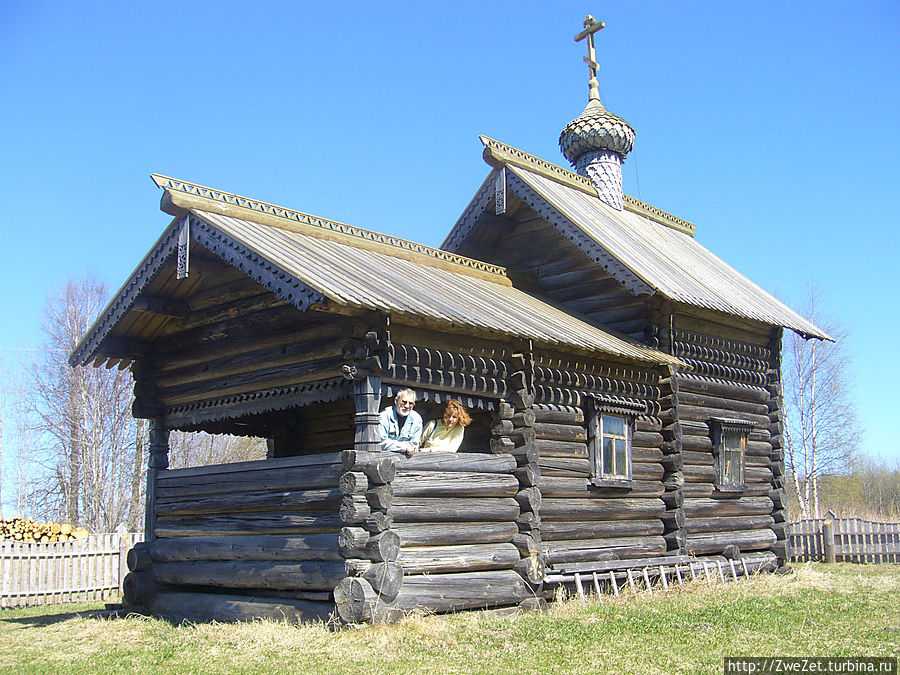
top-left (0, 517), bottom-right (89, 543)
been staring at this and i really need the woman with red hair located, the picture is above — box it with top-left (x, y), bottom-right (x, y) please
top-left (420, 400), bottom-right (472, 453)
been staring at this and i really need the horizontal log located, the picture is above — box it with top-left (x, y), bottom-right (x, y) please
top-left (149, 534), bottom-right (344, 563)
top-left (534, 439), bottom-right (587, 458)
top-left (377, 570), bottom-right (530, 615)
top-left (683, 465), bottom-right (774, 484)
top-left (365, 485), bottom-right (393, 510)
top-left (156, 464), bottom-right (344, 499)
top-left (515, 487), bottom-right (542, 513)
top-left (159, 452), bottom-right (341, 481)
top-left (666, 391), bottom-right (770, 417)
top-left (671, 374), bottom-right (770, 404)
top-left (341, 495), bottom-right (371, 523)
top-left (151, 560), bottom-right (347, 591)
top-left (632, 447), bottom-right (664, 462)
top-left (683, 496), bottom-right (774, 518)
top-left (538, 457), bottom-right (590, 476)
top-left (392, 497), bottom-right (520, 523)
top-left (512, 410), bottom-right (536, 427)
top-left (543, 536), bottom-right (667, 564)
top-left (338, 527), bottom-right (369, 550)
top-left (334, 576), bottom-right (377, 623)
top-left (684, 528), bottom-right (777, 555)
top-left (541, 519), bottom-right (664, 541)
top-left (532, 405), bottom-right (584, 425)
top-left (392, 471), bottom-right (519, 498)
top-left (682, 483), bottom-right (772, 498)
top-left (340, 472), bottom-right (368, 495)
top-left (155, 488), bottom-right (342, 516)
top-left (662, 491), bottom-right (684, 509)
top-left (155, 336), bottom-right (343, 390)
top-left (682, 515), bottom-right (775, 534)
top-left (148, 590), bottom-right (334, 624)
top-left (361, 562), bottom-right (404, 601)
top-left (348, 450), bottom-right (516, 474)
top-left (155, 512), bottom-right (343, 537)
top-left (538, 477), bottom-right (664, 498)
top-left (392, 522), bottom-right (518, 547)
top-left (635, 417), bottom-right (663, 432)
top-left (513, 464), bottom-right (540, 487)
top-left (632, 431), bottom-right (663, 448)
top-left (540, 497), bottom-right (665, 521)
top-left (398, 543), bottom-right (521, 574)
top-left (533, 422), bottom-right (586, 442)
top-left (127, 542), bottom-right (152, 572)
top-left (677, 405), bottom-right (770, 427)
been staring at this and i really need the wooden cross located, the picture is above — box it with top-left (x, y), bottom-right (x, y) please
top-left (574, 15), bottom-right (606, 103)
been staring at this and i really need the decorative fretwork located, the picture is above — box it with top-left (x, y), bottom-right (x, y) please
top-left (587, 392), bottom-right (648, 416)
top-left (534, 354), bottom-right (660, 386)
top-left (533, 366), bottom-right (660, 401)
top-left (505, 171), bottom-right (652, 296)
top-left (477, 137), bottom-right (696, 236)
top-left (189, 215), bottom-right (326, 312)
top-left (379, 383), bottom-right (497, 411)
top-left (163, 377), bottom-right (351, 429)
top-left (70, 222), bottom-right (182, 367)
top-left (672, 341), bottom-right (770, 374)
top-left (153, 174), bottom-right (509, 278)
top-left (669, 328), bottom-right (772, 361)
top-left (441, 171), bottom-right (499, 253)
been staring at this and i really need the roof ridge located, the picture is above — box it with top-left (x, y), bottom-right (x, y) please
top-left (151, 173), bottom-right (511, 281)
top-left (478, 136), bottom-right (696, 237)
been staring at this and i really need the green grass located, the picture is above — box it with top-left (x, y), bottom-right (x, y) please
top-left (1, 564), bottom-right (897, 674)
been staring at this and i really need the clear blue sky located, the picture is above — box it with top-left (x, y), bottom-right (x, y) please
top-left (1, 1), bottom-right (897, 467)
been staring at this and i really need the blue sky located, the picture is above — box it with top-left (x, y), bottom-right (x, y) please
top-left (1, 1), bottom-right (897, 474)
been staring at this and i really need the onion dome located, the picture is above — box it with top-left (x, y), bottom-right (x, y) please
top-left (559, 99), bottom-right (635, 165)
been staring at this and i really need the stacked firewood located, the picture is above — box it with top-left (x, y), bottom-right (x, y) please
top-left (0, 517), bottom-right (89, 543)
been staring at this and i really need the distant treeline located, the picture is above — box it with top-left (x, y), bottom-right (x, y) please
top-left (787, 457), bottom-right (900, 521)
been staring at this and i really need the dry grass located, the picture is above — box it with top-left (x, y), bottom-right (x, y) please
top-left (1, 563), bottom-right (897, 674)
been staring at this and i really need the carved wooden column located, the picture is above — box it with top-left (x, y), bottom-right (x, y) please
top-left (352, 373), bottom-right (383, 453)
top-left (144, 418), bottom-right (169, 542)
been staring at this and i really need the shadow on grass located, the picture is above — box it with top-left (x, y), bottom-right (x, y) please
top-left (0, 605), bottom-right (127, 627)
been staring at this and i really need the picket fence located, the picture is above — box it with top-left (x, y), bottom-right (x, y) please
top-left (0, 531), bottom-right (143, 608)
top-left (789, 516), bottom-right (900, 563)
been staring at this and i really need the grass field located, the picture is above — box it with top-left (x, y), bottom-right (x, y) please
top-left (1, 563), bottom-right (897, 674)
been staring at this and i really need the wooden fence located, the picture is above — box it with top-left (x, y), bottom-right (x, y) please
top-left (789, 516), bottom-right (900, 563)
top-left (0, 532), bottom-right (143, 608)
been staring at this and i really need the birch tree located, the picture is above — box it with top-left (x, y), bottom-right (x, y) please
top-left (783, 285), bottom-right (859, 519)
top-left (27, 277), bottom-right (146, 531)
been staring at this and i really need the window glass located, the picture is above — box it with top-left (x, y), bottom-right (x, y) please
top-left (595, 413), bottom-right (629, 480)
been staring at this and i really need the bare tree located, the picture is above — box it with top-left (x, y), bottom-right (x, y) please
top-left (26, 277), bottom-right (146, 531)
top-left (783, 285), bottom-right (860, 519)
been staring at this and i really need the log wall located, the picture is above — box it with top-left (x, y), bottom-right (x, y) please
top-left (124, 452), bottom-right (345, 620)
top-left (660, 324), bottom-right (781, 559)
top-left (334, 450), bottom-right (533, 623)
top-left (528, 353), bottom-right (667, 571)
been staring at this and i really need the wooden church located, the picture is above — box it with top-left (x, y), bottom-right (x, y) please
top-left (71, 16), bottom-right (828, 623)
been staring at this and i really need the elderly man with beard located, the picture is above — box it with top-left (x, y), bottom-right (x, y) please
top-left (378, 388), bottom-right (422, 456)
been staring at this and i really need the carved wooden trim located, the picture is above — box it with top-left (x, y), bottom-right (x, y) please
top-left (70, 222), bottom-right (181, 367)
top-left (504, 171), bottom-right (653, 296)
top-left (189, 214), bottom-right (327, 312)
top-left (478, 136), bottom-right (696, 236)
top-left (163, 377), bottom-right (351, 428)
top-left (440, 171), bottom-right (498, 253)
top-left (153, 174), bottom-right (508, 279)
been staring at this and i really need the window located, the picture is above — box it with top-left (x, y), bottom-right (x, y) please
top-left (594, 413), bottom-right (631, 480)
top-left (711, 418), bottom-right (755, 491)
top-left (587, 394), bottom-right (645, 485)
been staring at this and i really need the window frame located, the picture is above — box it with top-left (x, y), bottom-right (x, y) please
top-left (587, 395), bottom-right (645, 488)
top-left (710, 417), bottom-right (755, 493)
